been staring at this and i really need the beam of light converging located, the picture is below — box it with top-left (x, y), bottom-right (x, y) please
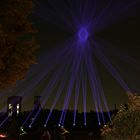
top-left (7, 40), bottom-right (72, 112)
top-left (29, 0), bottom-right (136, 127)
top-left (92, 39), bottom-right (140, 94)
top-left (59, 44), bottom-right (84, 126)
top-left (28, 67), bottom-right (65, 127)
top-left (61, 44), bottom-right (90, 126)
top-left (0, 39), bottom-right (74, 128)
top-left (81, 64), bottom-right (87, 126)
top-left (73, 72), bottom-right (81, 126)
top-left (43, 46), bottom-right (76, 126)
top-left (20, 44), bottom-right (70, 99)
top-left (93, 42), bottom-right (131, 93)
top-left (0, 44), bottom-right (68, 114)
top-left (22, 44), bottom-right (73, 126)
top-left (85, 45), bottom-right (101, 125)
top-left (87, 0), bottom-right (113, 31)
top-left (60, 74), bottom-right (80, 126)
top-left (96, 38), bottom-right (140, 70)
top-left (0, 41), bottom-right (70, 109)
top-left (28, 53), bottom-right (73, 128)
top-left (93, 0), bottom-right (140, 32)
top-left (0, 0), bottom-right (138, 128)
top-left (87, 48), bottom-right (110, 123)
top-left (28, 43), bottom-right (76, 127)
top-left (34, 0), bottom-right (76, 33)
top-left (0, 116), bottom-right (9, 128)
top-left (93, 68), bottom-right (112, 122)
top-left (93, 46), bottom-right (111, 123)
top-left (44, 79), bottom-right (66, 127)
top-left (43, 59), bottom-right (70, 127)
top-left (22, 104), bottom-right (38, 127)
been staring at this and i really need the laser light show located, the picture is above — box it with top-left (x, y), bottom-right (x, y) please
top-left (0, 0), bottom-right (140, 139)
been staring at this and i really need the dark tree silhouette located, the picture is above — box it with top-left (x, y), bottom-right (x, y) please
top-left (0, 0), bottom-right (38, 90)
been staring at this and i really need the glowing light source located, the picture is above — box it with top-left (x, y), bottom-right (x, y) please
top-left (17, 110), bottom-right (19, 115)
top-left (78, 28), bottom-right (88, 41)
top-left (13, 0), bottom-right (132, 129)
top-left (20, 127), bottom-right (24, 131)
top-left (0, 134), bottom-right (7, 138)
top-left (17, 104), bottom-right (19, 109)
top-left (29, 125), bottom-right (31, 128)
top-left (61, 125), bottom-right (64, 128)
top-left (8, 104), bottom-right (13, 117)
top-left (20, 127), bottom-right (27, 136)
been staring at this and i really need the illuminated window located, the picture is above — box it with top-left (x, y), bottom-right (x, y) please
top-left (8, 104), bottom-right (12, 110)
top-left (17, 104), bottom-right (20, 115)
top-left (17, 104), bottom-right (19, 109)
top-left (8, 104), bottom-right (13, 116)
top-left (17, 110), bottom-right (19, 115)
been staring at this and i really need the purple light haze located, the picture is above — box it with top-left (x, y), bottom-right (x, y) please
top-left (78, 28), bottom-right (88, 41)
top-left (26, 0), bottom-right (136, 126)
top-left (73, 77), bottom-right (80, 125)
top-left (29, 53), bottom-right (73, 127)
top-left (1, 0), bottom-right (138, 127)
top-left (44, 61), bottom-right (69, 126)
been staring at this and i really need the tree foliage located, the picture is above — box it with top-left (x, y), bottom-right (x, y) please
top-left (101, 93), bottom-right (140, 140)
top-left (0, 0), bottom-right (38, 90)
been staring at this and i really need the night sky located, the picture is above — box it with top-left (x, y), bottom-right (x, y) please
top-left (1, 0), bottom-right (140, 113)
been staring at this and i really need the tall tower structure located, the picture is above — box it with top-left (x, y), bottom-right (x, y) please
top-left (7, 96), bottom-right (22, 116)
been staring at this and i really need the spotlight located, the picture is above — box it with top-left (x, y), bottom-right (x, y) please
top-left (20, 127), bottom-right (24, 131)
top-left (58, 124), bottom-right (61, 127)
top-left (78, 28), bottom-right (88, 41)
top-left (44, 124), bottom-right (46, 127)
top-left (73, 123), bottom-right (76, 126)
top-left (84, 123), bottom-right (86, 126)
top-left (29, 125), bottom-right (31, 128)
top-left (99, 122), bottom-right (101, 126)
